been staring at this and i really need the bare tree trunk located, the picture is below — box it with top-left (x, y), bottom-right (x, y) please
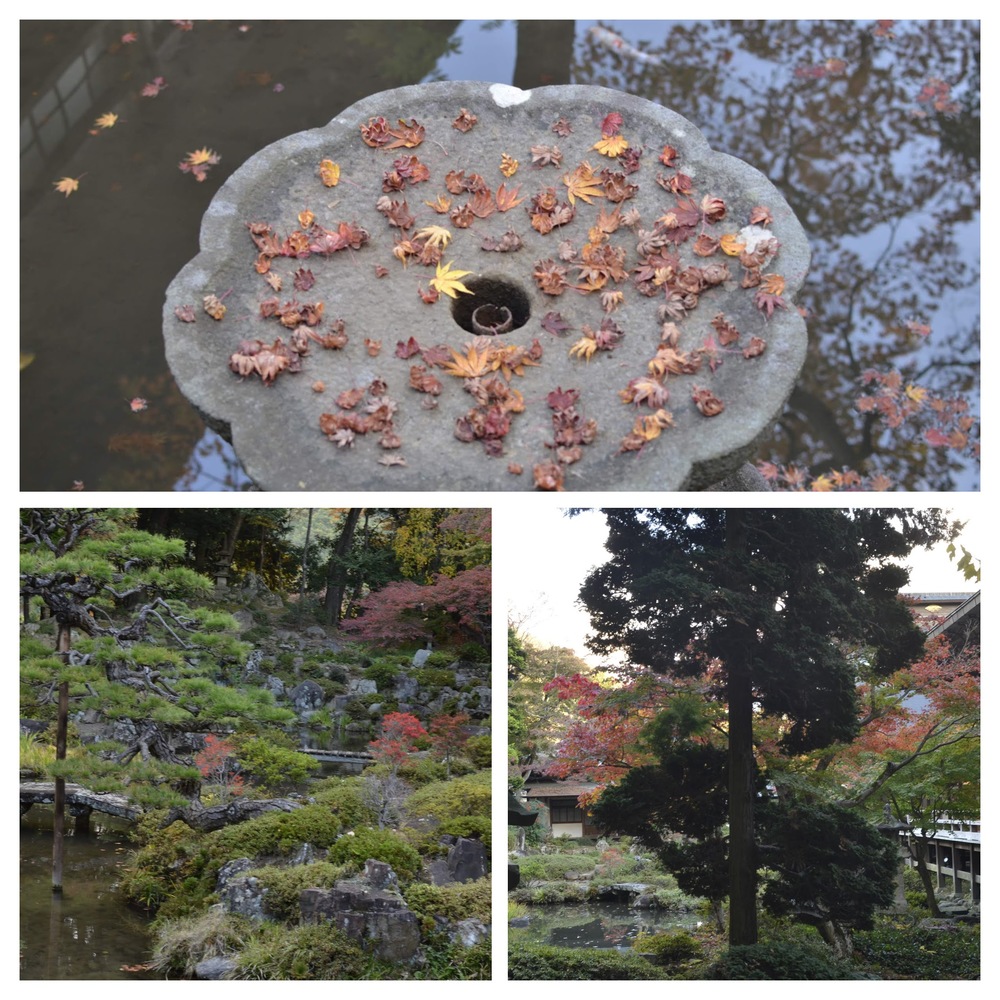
top-left (725, 509), bottom-right (758, 946)
top-left (816, 918), bottom-right (853, 959)
top-left (215, 511), bottom-right (245, 589)
top-left (909, 837), bottom-right (942, 916)
top-left (52, 623), bottom-right (71, 893)
top-left (298, 508), bottom-right (313, 624)
top-left (324, 508), bottom-right (361, 625)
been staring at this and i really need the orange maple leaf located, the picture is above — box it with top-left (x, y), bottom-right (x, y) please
top-left (761, 273), bottom-right (785, 295)
top-left (495, 182), bottom-right (525, 212)
top-left (720, 233), bottom-right (746, 256)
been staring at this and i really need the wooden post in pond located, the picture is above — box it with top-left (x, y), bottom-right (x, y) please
top-left (52, 621), bottom-right (71, 893)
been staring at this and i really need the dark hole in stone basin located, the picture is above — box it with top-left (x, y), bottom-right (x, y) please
top-left (450, 276), bottom-right (530, 335)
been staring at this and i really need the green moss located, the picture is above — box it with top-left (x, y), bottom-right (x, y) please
top-left (404, 877), bottom-right (491, 931)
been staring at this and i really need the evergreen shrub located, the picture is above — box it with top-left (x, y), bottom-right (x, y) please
top-left (508, 942), bottom-right (667, 980)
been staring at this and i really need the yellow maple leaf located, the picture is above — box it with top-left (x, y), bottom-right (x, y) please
top-left (187, 147), bottom-right (218, 166)
top-left (500, 153), bottom-right (519, 178)
top-left (592, 134), bottom-right (630, 157)
top-left (319, 159), bottom-right (340, 187)
top-left (569, 336), bottom-right (598, 361)
top-left (441, 346), bottom-right (493, 378)
top-left (430, 260), bottom-right (474, 299)
top-left (720, 233), bottom-right (746, 256)
top-left (415, 225), bottom-right (453, 249)
top-left (94, 111), bottom-right (118, 129)
top-left (563, 161), bottom-right (605, 205)
top-left (905, 383), bottom-right (928, 405)
top-left (810, 473), bottom-right (835, 492)
top-left (52, 176), bottom-right (81, 198)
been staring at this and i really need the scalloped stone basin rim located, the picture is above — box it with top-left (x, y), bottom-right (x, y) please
top-left (163, 81), bottom-right (809, 491)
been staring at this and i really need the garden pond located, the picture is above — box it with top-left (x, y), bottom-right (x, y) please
top-left (21, 19), bottom-right (979, 490)
top-left (20, 809), bottom-right (157, 980)
top-left (511, 901), bottom-right (700, 950)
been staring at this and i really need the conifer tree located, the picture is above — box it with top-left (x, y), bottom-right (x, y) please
top-left (577, 507), bottom-right (956, 946)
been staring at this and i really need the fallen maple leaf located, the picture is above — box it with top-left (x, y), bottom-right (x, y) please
top-left (94, 111), bottom-right (118, 129)
top-left (495, 182), bottom-right (525, 212)
top-left (533, 461), bottom-right (565, 491)
top-left (429, 260), bottom-right (474, 299)
top-left (415, 225), bottom-right (453, 249)
top-left (319, 159), bottom-right (340, 187)
top-left (593, 134), bottom-right (629, 157)
top-left (186, 147), bottom-right (219, 166)
top-left (563, 161), bottom-right (605, 205)
top-left (203, 294), bottom-right (227, 320)
top-left (720, 233), bottom-right (746, 256)
top-left (760, 273), bottom-right (785, 295)
top-left (452, 108), bottom-right (478, 132)
top-left (52, 176), bottom-right (81, 198)
top-left (441, 345), bottom-right (493, 378)
top-left (121, 31), bottom-right (138, 43)
top-left (541, 311), bottom-right (571, 336)
top-left (129, 397), bottom-right (148, 412)
top-left (500, 153), bottom-right (519, 177)
top-left (141, 77), bottom-right (167, 97)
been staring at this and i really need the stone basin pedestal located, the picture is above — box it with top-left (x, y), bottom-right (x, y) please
top-left (164, 81), bottom-right (809, 491)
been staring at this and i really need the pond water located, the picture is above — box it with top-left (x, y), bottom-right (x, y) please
top-left (511, 901), bottom-right (700, 950)
top-left (20, 811), bottom-right (157, 980)
top-left (21, 19), bottom-right (978, 490)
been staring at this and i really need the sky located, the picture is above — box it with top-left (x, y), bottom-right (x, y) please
top-left (504, 503), bottom-right (982, 665)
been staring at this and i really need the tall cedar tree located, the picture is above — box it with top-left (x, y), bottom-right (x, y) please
top-left (576, 507), bottom-right (956, 946)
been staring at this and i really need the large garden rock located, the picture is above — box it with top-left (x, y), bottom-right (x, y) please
top-left (427, 838), bottom-right (487, 886)
top-left (288, 679), bottom-right (324, 714)
top-left (300, 884), bottom-right (421, 962)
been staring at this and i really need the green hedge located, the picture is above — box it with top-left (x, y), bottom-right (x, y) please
top-left (508, 942), bottom-right (668, 980)
top-left (853, 923), bottom-right (980, 980)
top-left (703, 942), bottom-right (856, 980)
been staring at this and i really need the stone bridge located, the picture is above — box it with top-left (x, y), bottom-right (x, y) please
top-left (20, 781), bottom-right (140, 830)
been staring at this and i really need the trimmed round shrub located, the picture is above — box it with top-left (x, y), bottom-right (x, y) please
top-left (327, 826), bottom-right (422, 881)
top-left (363, 659), bottom-right (400, 690)
top-left (633, 930), bottom-right (701, 964)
